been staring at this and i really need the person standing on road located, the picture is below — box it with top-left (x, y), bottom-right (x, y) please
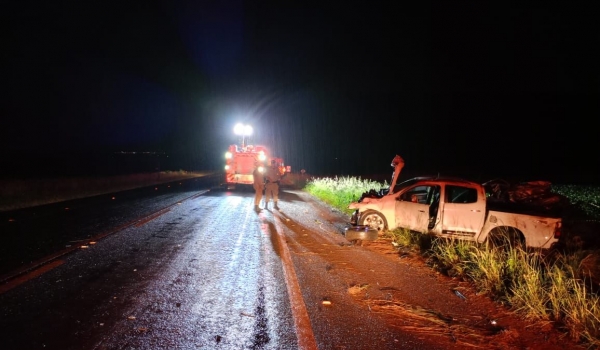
top-left (265, 159), bottom-right (281, 209)
top-left (253, 161), bottom-right (265, 211)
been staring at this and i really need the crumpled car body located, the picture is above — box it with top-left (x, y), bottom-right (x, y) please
top-left (349, 177), bottom-right (433, 232)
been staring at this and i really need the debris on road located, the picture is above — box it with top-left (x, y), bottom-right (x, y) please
top-left (454, 290), bottom-right (467, 300)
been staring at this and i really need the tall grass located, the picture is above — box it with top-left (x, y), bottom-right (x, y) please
top-left (303, 176), bottom-right (387, 214)
top-left (405, 234), bottom-right (600, 347)
top-left (304, 176), bottom-right (600, 347)
top-left (385, 228), bottom-right (426, 251)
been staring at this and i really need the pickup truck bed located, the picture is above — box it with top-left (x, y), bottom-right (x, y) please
top-left (486, 199), bottom-right (563, 218)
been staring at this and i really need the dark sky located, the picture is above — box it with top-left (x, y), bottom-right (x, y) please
top-left (2, 1), bottom-right (598, 183)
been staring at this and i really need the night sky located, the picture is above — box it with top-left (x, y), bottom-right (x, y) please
top-left (2, 1), bottom-right (598, 184)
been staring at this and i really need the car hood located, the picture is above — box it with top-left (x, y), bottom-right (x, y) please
top-left (348, 196), bottom-right (383, 209)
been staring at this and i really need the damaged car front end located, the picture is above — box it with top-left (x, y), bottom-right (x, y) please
top-left (348, 155), bottom-right (409, 232)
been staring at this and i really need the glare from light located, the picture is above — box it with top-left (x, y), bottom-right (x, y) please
top-left (258, 151), bottom-right (266, 161)
top-left (234, 123), bottom-right (253, 136)
top-left (225, 152), bottom-right (232, 159)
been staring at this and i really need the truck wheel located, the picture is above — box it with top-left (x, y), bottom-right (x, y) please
top-left (487, 227), bottom-right (525, 250)
top-left (358, 210), bottom-right (387, 232)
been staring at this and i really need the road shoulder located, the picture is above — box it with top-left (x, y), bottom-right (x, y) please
top-left (278, 189), bottom-right (583, 350)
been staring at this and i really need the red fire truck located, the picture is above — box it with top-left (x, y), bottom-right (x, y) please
top-left (224, 144), bottom-right (287, 188)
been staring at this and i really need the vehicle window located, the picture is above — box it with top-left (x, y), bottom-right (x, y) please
top-left (400, 185), bottom-right (434, 204)
top-left (391, 178), bottom-right (419, 194)
top-left (445, 185), bottom-right (477, 204)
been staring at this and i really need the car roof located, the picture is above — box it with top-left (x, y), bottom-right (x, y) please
top-left (399, 176), bottom-right (480, 187)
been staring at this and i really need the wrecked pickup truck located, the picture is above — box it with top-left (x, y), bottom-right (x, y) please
top-left (347, 155), bottom-right (563, 249)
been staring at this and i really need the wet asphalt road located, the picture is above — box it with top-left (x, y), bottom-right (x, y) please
top-left (0, 178), bottom-right (441, 350)
top-left (0, 180), bottom-right (297, 349)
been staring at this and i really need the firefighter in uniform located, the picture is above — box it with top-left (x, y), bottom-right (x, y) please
top-left (253, 161), bottom-right (265, 211)
top-left (265, 159), bottom-right (281, 209)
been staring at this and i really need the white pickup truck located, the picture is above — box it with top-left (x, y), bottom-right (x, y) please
top-left (348, 156), bottom-right (563, 249)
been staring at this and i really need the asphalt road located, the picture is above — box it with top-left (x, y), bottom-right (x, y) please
top-left (0, 178), bottom-right (579, 350)
top-left (0, 178), bottom-right (434, 350)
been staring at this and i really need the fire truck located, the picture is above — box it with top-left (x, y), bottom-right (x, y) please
top-left (224, 144), bottom-right (287, 188)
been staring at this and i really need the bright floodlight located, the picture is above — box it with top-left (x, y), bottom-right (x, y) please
top-left (234, 123), bottom-right (253, 136)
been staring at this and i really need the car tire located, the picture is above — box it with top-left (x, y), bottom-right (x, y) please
top-left (487, 227), bottom-right (525, 250)
top-left (358, 209), bottom-right (387, 232)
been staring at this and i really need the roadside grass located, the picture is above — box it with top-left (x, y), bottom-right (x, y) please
top-left (304, 176), bottom-right (600, 347)
top-left (384, 227), bottom-right (433, 253)
top-left (303, 175), bottom-right (387, 215)
top-left (0, 170), bottom-right (208, 212)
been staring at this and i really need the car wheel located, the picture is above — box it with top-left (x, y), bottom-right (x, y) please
top-left (358, 210), bottom-right (387, 232)
top-left (487, 227), bottom-right (525, 250)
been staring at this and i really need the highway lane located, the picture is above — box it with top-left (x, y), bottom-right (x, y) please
top-left (0, 183), bottom-right (495, 350)
top-left (0, 176), bottom-right (220, 280)
top-left (0, 189), bottom-right (300, 349)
